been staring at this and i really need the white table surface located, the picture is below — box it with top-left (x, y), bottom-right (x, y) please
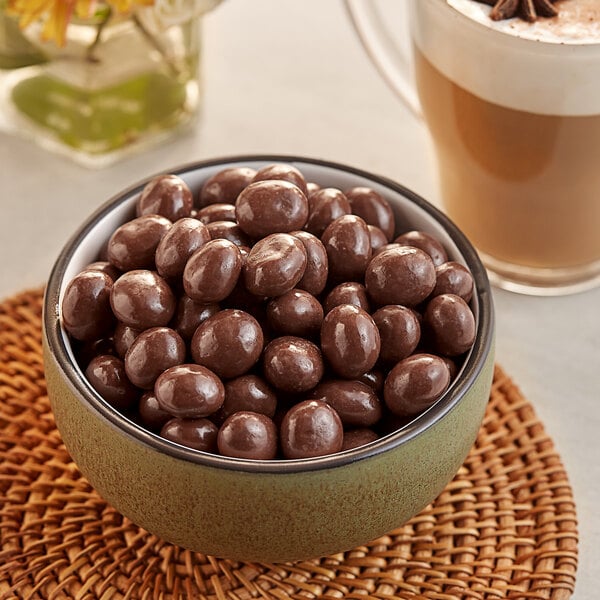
top-left (1, 1), bottom-right (598, 596)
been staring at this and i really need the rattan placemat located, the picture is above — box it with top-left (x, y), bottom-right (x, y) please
top-left (0, 289), bottom-right (578, 600)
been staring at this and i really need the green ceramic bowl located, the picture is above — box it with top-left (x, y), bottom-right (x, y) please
top-left (43, 156), bottom-right (495, 563)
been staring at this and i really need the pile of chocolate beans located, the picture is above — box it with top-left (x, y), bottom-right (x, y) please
top-left (61, 163), bottom-right (476, 460)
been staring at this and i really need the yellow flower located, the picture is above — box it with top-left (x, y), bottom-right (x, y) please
top-left (7, 0), bottom-right (155, 47)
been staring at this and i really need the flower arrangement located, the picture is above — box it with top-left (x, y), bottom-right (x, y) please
top-left (1, 0), bottom-right (221, 164)
top-left (6, 0), bottom-right (220, 46)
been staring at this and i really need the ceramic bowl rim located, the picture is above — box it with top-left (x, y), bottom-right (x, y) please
top-left (44, 154), bottom-right (494, 474)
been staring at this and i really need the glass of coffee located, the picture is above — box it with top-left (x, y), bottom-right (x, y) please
top-left (346, 0), bottom-right (600, 295)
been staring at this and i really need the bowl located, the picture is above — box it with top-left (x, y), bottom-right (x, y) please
top-left (42, 155), bottom-right (495, 562)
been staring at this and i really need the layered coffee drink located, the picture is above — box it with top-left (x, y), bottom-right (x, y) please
top-left (411, 0), bottom-right (600, 292)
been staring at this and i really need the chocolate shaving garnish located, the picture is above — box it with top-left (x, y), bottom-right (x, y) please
top-left (475, 0), bottom-right (559, 22)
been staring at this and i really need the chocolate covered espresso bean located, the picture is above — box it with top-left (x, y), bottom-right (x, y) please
top-left (217, 412), bottom-right (278, 460)
top-left (321, 215), bottom-right (372, 282)
top-left (111, 270), bottom-right (175, 329)
top-left (155, 217), bottom-right (210, 279)
top-left (221, 375), bottom-right (277, 419)
top-left (321, 304), bottom-right (380, 379)
top-left (311, 379), bottom-right (382, 427)
top-left (384, 353), bottom-right (451, 417)
top-left (263, 336), bottom-right (324, 393)
top-left (199, 166), bottom-right (256, 207)
top-left (394, 230), bottom-right (448, 266)
top-left (432, 262), bottom-right (474, 302)
top-left (136, 174), bottom-right (193, 221)
top-left (424, 294), bottom-right (476, 357)
top-left (107, 214), bottom-right (171, 271)
top-left (161, 418), bottom-right (219, 452)
top-left (252, 163), bottom-right (308, 196)
top-left (323, 282), bottom-right (370, 314)
top-left (372, 305), bottom-right (421, 364)
top-left (305, 188), bottom-right (351, 237)
top-left (191, 309), bottom-right (264, 379)
top-left (125, 327), bottom-right (185, 389)
top-left (62, 270), bottom-right (115, 341)
top-left (155, 364), bottom-right (225, 418)
top-left (345, 186), bottom-right (395, 241)
top-left (244, 233), bottom-right (307, 297)
top-left (236, 180), bottom-right (309, 238)
top-left (196, 203), bottom-right (237, 224)
top-left (266, 289), bottom-right (323, 337)
top-left (85, 354), bottom-right (138, 411)
top-left (183, 239), bottom-right (243, 303)
top-left (365, 245), bottom-right (436, 307)
top-left (289, 230), bottom-right (328, 296)
top-left (280, 400), bottom-right (344, 459)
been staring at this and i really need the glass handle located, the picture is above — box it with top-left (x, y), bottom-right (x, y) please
top-left (344, 0), bottom-right (422, 119)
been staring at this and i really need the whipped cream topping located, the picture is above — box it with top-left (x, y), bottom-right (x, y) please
top-left (447, 0), bottom-right (600, 44)
top-left (411, 0), bottom-right (600, 115)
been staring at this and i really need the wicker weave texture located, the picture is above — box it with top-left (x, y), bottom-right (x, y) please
top-left (0, 290), bottom-right (578, 600)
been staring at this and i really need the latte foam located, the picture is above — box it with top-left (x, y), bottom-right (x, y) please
top-left (411, 0), bottom-right (600, 115)
top-left (448, 0), bottom-right (600, 44)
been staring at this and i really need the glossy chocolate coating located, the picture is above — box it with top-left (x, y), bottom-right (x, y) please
top-left (311, 379), bottom-right (382, 427)
top-left (323, 282), bottom-right (370, 314)
top-left (263, 336), bottom-right (324, 393)
top-left (155, 217), bottom-right (210, 279)
top-left (217, 412), bottom-right (278, 460)
top-left (84, 261), bottom-right (121, 281)
top-left (251, 163), bottom-right (308, 196)
top-left (383, 353), bottom-right (451, 417)
top-left (111, 270), bottom-right (176, 329)
top-left (206, 221), bottom-right (251, 247)
top-left (243, 233), bottom-right (307, 297)
top-left (199, 166), bottom-right (256, 207)
top-left (305, 188), bottom-right (351, 237)
top-left (136, 174), bottom-right (193, 221)
top-left (222, 374), bottom-right (277, 419)
top-left (196, 203), bottom-right (237, 224)
top-left (306, 182), bottom-right (321, 195)
top-left (183, 239), bottom-right (243, 303)
top-left (171, 294), bottom-right (220, 340)
top-left (62, 270), bottom-right (115, 341)
top-left (124, 327), bottom-right (185, 389)
top-left (155, 364), bottom-right (225, 418)
top-left (424, 294), bottom-right (476, 357)
top-left (358, 370), bottom-right (385, 393)
top-left (191, 309), bottom-right (264, 379)
top-left (372, 305), bottom-right (421, 364)
top-left (433, 261), bottom-right (474, 303)
top-left (321, 305), bottom-right (380, 379)
top-left (280, 400), bottom-right (344, 459)
top-left (138, 392), bottom-right (172, 431)
top-left (85, 354), bottom-right (138, 411)
top-left (289, 230), bottom-right (328, 296)
top-left (367, 225), bottom-right (389, 252)
top-left (266, 289), bottom-right (324, 337)
top-left (113, 322), bottom-right (141, 358)
top-left (107, 214), bottom-right (171, 271)
top-left (394, 230), bottom-right (448, 267)
top-left (161, 417), bottom-right (219, 452)
top-left (341, 428), bottom-right (379, 451)
top-left (365, 246), bottom-right (436, 307)
top-left (321, 215), bottom-right (372, 282)
top-left (236, 180), bottom-right (309, 239)
top-left (345, 186), bottom-right (395, 241)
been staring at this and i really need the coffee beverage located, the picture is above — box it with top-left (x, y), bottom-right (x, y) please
top-left (411, 0), bottom-right (600, 292)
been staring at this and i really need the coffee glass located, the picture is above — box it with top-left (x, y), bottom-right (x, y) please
top-left (346, 0), bottom-right (600, 295)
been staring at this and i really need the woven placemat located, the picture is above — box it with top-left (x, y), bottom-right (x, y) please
top-left (0, 289), bottom-right (578, 600)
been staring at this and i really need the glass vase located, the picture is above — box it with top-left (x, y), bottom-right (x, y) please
top-left (0, 5), bottom-right (202, 167)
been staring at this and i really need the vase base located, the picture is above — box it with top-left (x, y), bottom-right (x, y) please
top-left (0, 65), bottom-right (200, 168)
